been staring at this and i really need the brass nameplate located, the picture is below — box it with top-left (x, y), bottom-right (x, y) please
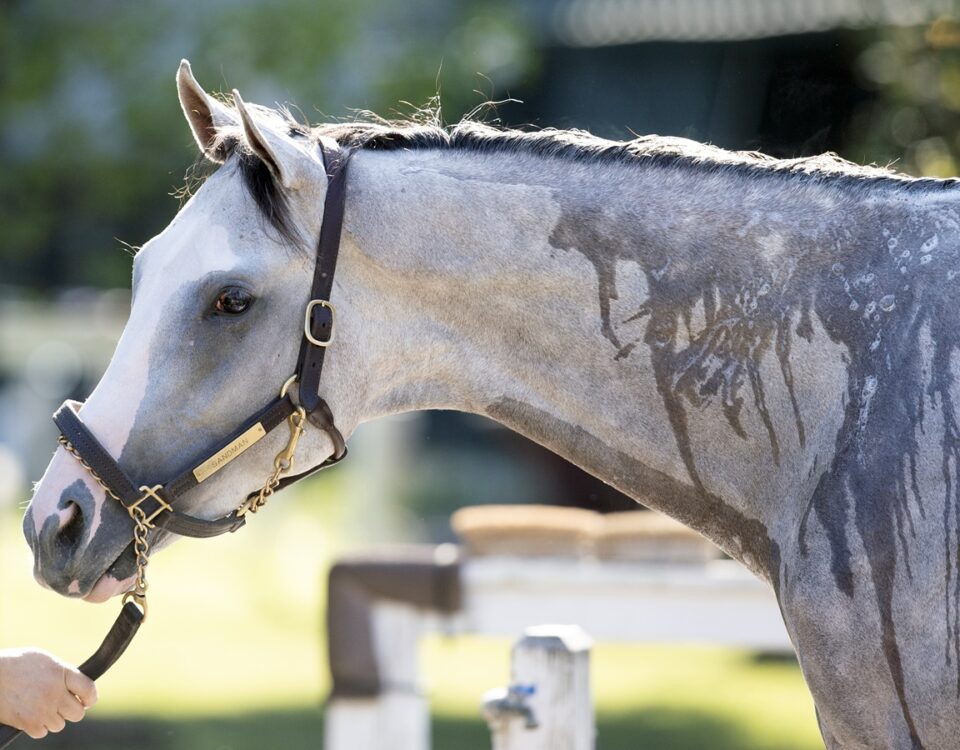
top-left (192, 423), bottom-right (267, 483)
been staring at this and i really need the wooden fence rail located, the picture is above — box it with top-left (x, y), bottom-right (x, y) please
top-left (322, 538), bottom-right (791, 750)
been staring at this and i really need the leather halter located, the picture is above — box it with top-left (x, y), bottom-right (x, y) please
top-left (0, 143), bottom-right (352, 748)
top-left (54, 140), bottom-right (349, 540)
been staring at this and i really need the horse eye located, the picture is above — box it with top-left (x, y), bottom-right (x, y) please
top-left (214, 286), bottom-right (254, 316)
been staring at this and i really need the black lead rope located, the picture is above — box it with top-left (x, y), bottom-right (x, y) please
top-left (0, 141), bottom-right (350, 747)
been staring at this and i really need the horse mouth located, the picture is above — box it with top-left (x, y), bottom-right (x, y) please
top-left (83, 571), bottom-right (136, 603)
top-left (81, 542), bottom-right (138, 603)
top-left (80, 524), bottom-right (173, 602)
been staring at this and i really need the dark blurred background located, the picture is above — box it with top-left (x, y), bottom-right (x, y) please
top-left (4, 0), bottom-right (960, 529)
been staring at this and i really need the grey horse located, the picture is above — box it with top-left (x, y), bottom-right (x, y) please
top-left (23, 61), bottom-right (960, 748)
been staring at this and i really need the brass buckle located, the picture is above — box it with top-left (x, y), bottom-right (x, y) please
top-left (304, 299), bottom-right (336, 347)
top-left (129, 485), bottom-right (173, 528)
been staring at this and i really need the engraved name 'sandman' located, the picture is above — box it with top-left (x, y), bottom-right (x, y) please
top-left (22, 60), bottom-right (960, 748)
top-left (192, 423), bottom-right (267, 483)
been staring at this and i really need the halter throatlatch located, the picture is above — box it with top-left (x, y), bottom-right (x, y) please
top-left (0, 142), bottom-right (352, 749)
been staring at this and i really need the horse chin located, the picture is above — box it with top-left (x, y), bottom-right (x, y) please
top-left (81, 531), bottom-right (170, 602)
top-left (83, 572), bottom-right (136, 603)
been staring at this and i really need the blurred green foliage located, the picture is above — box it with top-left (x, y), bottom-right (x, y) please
top-left (0, 0), bottom-right (537, 292)
top-left (852, 17), bottom-right (960, 177)
top-left (4, 3), bottom-right (960, 296)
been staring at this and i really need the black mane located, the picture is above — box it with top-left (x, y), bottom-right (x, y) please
top-left (219, 112), bottom-right (960, 244)
top-left (315, 118), bottom-right (959, 190)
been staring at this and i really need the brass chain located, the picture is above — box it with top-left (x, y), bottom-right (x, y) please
top-left (124, 505), bottom-right (151, 618)
top-left (240, 461), bottom-right (284, 516)
top-left (58, 436), bottom-right (121, 503)
top-left (58, 436), bottom-right (150, 618)
top-left (238, 406), bottom-right (306, 517)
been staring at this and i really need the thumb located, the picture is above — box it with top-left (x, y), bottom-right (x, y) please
top-left (64, 668), bottom-right (98, 708)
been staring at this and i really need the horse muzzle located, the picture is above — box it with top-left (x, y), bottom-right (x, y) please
top-left (23, 463), bottom-right (137, 599)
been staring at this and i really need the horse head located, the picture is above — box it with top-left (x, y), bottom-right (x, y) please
top-left (23, 61), bottom-right (358, 602)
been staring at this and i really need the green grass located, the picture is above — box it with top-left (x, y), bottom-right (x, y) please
top-left (1, 482), bottom-right (823, 749)
top-left (424, 637), bottom-right (821, 750)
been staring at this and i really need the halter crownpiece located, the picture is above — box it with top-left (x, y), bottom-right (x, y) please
top-left (27, 142), bottom-right (350, 706)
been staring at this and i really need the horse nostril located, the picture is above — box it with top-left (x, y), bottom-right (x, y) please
top-left (57, 501), bottom-right (85, 551)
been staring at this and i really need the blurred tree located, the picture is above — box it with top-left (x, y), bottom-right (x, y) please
top-left (0, 0), bottom-right (537, 293)
top-left (849, 16), bottom-right (960, 177)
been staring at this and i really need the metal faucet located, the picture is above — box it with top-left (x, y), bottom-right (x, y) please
top-left (482, 683), bottom-right (539, 730)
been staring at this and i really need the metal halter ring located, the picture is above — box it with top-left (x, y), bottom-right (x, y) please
top-left (122, 590), bottom-right (148, 619)
top-left (280, 374), bottom-right (298, 399)
top-left (304, 299), bottom-right (336, 347)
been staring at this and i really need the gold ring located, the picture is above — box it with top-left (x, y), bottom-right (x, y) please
top-left (279, 374), bottom-right (298, 399)
top-left (122, 591), bottom-right (148, 621)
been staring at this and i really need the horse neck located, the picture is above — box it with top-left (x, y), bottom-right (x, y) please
top-left (332, 145), bottom-right (935, 581)
top-left (338, 147), bottom-right (694, 425)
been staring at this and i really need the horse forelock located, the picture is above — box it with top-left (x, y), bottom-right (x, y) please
top-left (204, 136), bottom-right (298, 247)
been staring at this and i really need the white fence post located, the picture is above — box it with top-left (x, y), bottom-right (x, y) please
top-left (324, 602), bottom-right (429, 750)
top-left (483, 624), bottom-right (594, 750)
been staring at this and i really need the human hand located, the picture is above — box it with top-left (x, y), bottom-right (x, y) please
top-left (0, 648), bottom-right (97, 739)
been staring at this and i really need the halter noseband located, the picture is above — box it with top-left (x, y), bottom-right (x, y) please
top-left (52, 140), bottom-right (350, 614)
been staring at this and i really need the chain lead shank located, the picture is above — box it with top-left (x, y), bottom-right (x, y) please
top-left (238, 405), bottom-right (307, 517)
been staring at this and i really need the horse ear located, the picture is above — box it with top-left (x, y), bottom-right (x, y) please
top-left (176, 59), bottom-right (236, 162)
top-left (232, 89), bottom-right (307, 190)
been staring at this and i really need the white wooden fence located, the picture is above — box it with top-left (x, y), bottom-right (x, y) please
top-left (323, 552), bottom-right (792, 750)
top-left (324, 602), bottom-right (430, 750)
